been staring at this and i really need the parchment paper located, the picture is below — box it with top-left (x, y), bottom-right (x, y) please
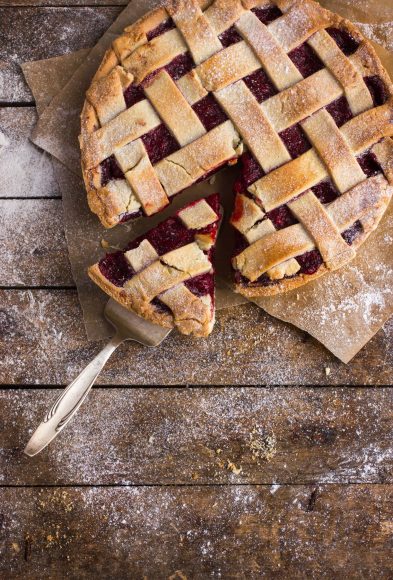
top-left (22, 0), bottom-right (393, 361)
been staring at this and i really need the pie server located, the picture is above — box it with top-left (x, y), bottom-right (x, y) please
top-left (24, 298), bottom-right (171, 457)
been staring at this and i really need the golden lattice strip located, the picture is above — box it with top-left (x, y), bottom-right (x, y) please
top-left (215, 80), bottom-right (290, 172)
top-left (195, 41), bottom-right (260, 92)
top-left (123, 29), bottom-right (188, 84)
top-left (167, 0), bottom-right (222, 64)
top-left (289, 190), bottom-right (355, 269)
top-left (268, 0), bottom-right (330, 52)
top-left (262, 69), bottom-right (343, 133)
top-left (236, 11), bottom-right (303, 91)
top-left (249, 149), bottom-right (326, 211)
top-left (155, 120), bottom-right (241, 196)
top-left (83, 100), bottom-right (161, 168)
top-left (301, 109), bottom-right (366, 193)
top-left (307, 30), bottom-right (373, 115)
top-left (144, 70), bottom-right (206, 146)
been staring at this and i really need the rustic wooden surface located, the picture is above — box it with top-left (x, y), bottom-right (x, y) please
top-left (0, 1), bottom-right (392, 578)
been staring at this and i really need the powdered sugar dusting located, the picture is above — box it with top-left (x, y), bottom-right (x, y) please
top-left (0, 108), bottom-right (59, 197)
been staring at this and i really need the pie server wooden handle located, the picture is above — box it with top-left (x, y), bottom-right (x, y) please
top-left (24, 333), bottom-right (124, 457)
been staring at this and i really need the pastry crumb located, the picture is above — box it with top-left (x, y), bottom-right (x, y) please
top-left (226, 460), bottom-right (242, 475)
top-left (325, 367), bottom-right (331, 376)
top-left (249, 429), bottom-right (277, 462)
top-left (296, 293), bottom-right (300, 301)
top-left (101, 238), bottom-right (110, 249)
top-left (11, 542), bottom-right (20, 554)
top-left (209, 175), bottom-right (216, 184)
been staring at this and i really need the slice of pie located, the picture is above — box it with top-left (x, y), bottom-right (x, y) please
top-left (80, 0), bottom-right (393, 296)
top-left (88, 194), bottom-right (221, 336)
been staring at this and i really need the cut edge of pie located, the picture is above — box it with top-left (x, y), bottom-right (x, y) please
top-left (80, 0), bottom-right (393, 296)
top-left (88, 193), bottom-right (221, 337)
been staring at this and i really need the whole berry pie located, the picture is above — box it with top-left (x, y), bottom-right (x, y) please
top-left (81, 0), bottom-right (393, 315)
top-left (88, 194), bottom-right (220, 336)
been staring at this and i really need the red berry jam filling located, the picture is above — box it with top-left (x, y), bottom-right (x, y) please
top-left (219, 25), bottom-right (242, 47)
top-left (124, 84), bottom-right (145, 108)
top-left (240, 152), bottom-right (265, 186)
top-left (267, 205), bottom-right (298, 229)
top-left (342, 220), bottom-right (363, 245)
top-left (99, 251), bottom-right (134, 287)
top-left (327, 27), bottom-right (359, 56)
top-left (185, 272), bottom-right (214, 298)
top-left (297, 249), bottom-right (323, 275)
top-left (147, 18), bottom-right (176, 41)
top-left (364, 76), bottom-right (389, 106)
top-left (146, 217), bottom-right (195, 254)
top-left (243, 69), bottom-right (277, 103)
top-left (326, 96), bottom-right (353, 127)
top-left (312, 179), bottom-right (340, 204)
top-left (119, 209), bottom-right (142, 223)
top-left (280, 124), bottom-right (312, 158)
top-left (141, 124), bottom-right (179, 165)
top-left (252, 5), bottom-right (282, 24)
top-left (357, 150), bottom-right (382, 177)
top-left (288, 43), bottom-right (324, 78)
top-left (100, 155), bottom-right (124, 187)
top-left (151, 297), bottom-right (173, 314)
top-left (193, 94), bottom-right (228, 131)
top-left (166, 52), bottom-right (195, 80)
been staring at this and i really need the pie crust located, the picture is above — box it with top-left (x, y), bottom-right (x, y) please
top-left (80, 0), bottom-right (393, 300)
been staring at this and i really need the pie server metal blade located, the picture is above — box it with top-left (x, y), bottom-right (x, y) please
top-left (24, 299), bottom-right (171, 457)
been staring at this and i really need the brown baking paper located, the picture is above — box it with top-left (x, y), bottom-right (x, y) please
top-left (22, 0), bottom-right (393, 361)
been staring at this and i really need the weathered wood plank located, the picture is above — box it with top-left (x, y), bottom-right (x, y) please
top-left (0, 0), bottom-right (127, 4)
top-left (0, 108), bottom-right (59, 197)
top-left (1, 485), bottom-right (392, 578)
top-left (0, 289), bottom-right (392, 385)
top-left (2, 387), bottom-right (393, 485)
top-left (0, 200), bottom-right (73, 286)
top-left (0, 7), bottom-right (121, 102)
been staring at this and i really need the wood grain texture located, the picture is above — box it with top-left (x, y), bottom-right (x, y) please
top-left (2, 387), bottom-right (393, 485)
top-left (0, 200), bottom-right (73, 286)
top-left (0, 7), bottom-right (121, 102)
top-left (1, 485), bottom-right (392, 578)
top-left (1, 289), bottom-right (392, 385)
top-left (0, 108), bottom-right (59, 197)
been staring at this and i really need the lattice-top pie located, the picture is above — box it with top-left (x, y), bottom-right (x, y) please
top-left (88, 194), bottom-right (220, 336)
top-left (81, 0), bottom-right (393, 302)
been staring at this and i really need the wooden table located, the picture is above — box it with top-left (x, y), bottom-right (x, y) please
top-left (0, 2), bottom-right (392, 578)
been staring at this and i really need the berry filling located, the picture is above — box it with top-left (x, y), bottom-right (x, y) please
top-left (219, 25), bottom-right (243, 47)
top-left (166, 52), bottom-right (195, 80)
top-left (99, 251), bottom-right (134, 287)
top-left (312, 180), bottom-right (340, 204)
top-left (100, 155), bottom-right (124, 187)
top-left (184, 272), bottom-right (214, 298)
top-left (147, 18), bottom-right (176, 41)
top-left (280, 124), bottom-right (312, 158)
top-left (364, 76), bottom-right (389, 107)
top-left (239, 152), bottom-right (265, 187)
top-left (141, 124), bottom-right (179, 165)
top-left (297, 249), bottom-right (324, 275)
top-left (288, 43), bottom-right (324, 78)
top-left (267, 205), bottom-right (298, 229)
top-left (124, 84), bottom-right (145, 108)
top-left (327, 27), bottom-right (359, 56)
top-left (357, 150), bottom-right (382, 177)
top-left (243, 69), bottom-right (277, 103)
top-left (326, 96), bottom-right (353, 127)
top-left (342, 220), bottom-right (363, 245)
top-left (252, 5), bottom-right (282, 24)
top-left (193, 94), bottom-right (228, 131)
